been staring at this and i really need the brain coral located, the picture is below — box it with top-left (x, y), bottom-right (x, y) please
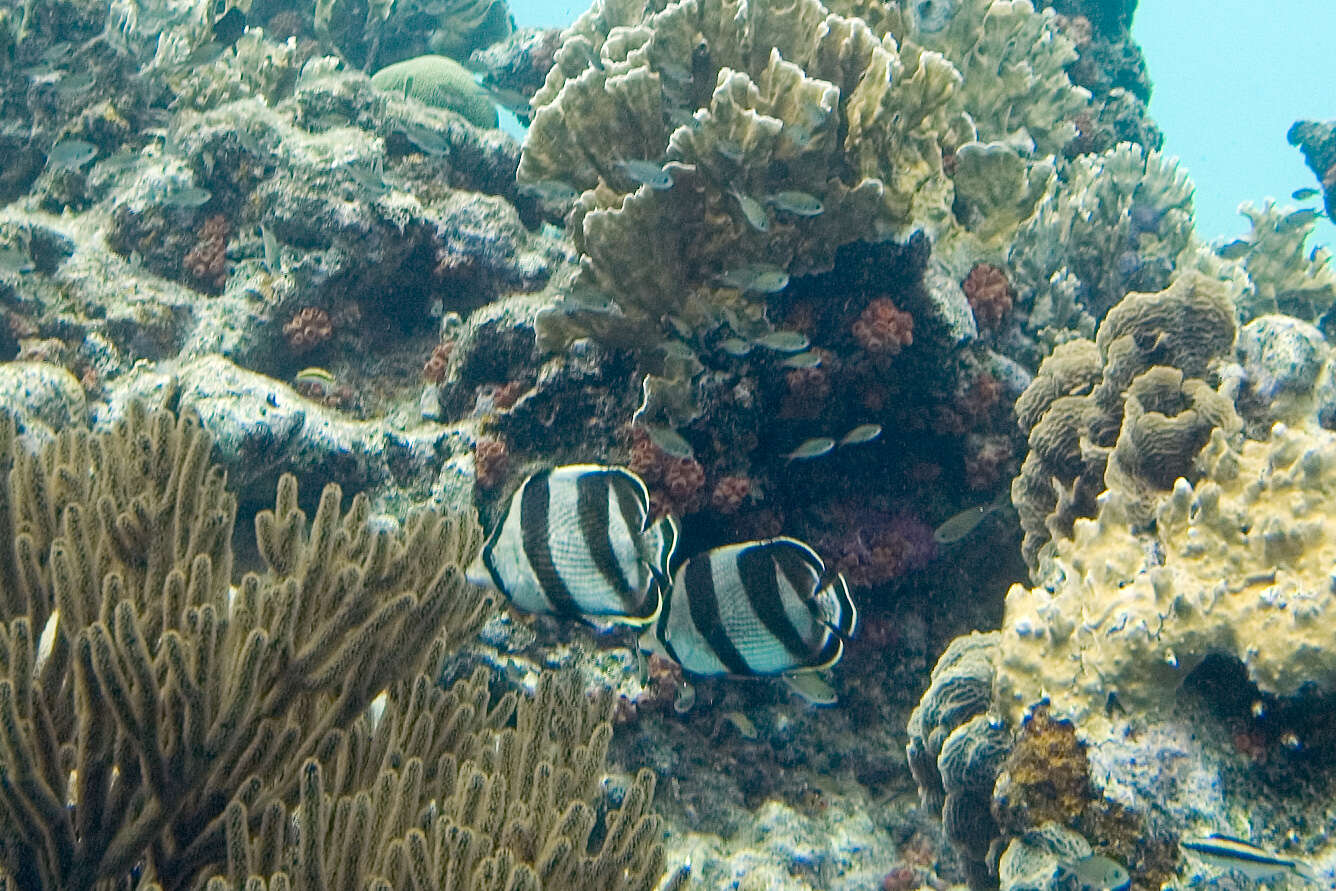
top-left (996, 419), bottom-right (1336, 735)
top-left (1010, 272), bottom-right (1241, 571)
top-left (371, 55), bottom-right (499, 128)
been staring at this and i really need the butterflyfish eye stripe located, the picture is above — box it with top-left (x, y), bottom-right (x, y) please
top-left (685, 554), bottom-right (752, 675)
top-left (520, 471), bottom-right (582, 618)
top-left (576, 472), bottom-right (638, 613)
top-left (737, 544), bottom-right (814, 660)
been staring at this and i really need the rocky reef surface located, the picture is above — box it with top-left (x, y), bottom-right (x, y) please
top-left (0, 0), bottom-right (1334, 888)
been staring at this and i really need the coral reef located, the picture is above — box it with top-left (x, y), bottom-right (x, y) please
top-left (905, 631), bottom-right (1004, 888)
top-left (520, 0), bottom-right (961, 344)
top-left (0, 402), bottom-right (494, 887)
top-left (1010, 273), bottom-right (1240, 570)
top-left (283, 305), bottom-right (334, 353)
top-left (1009, 142), bottom-right (1197, 340)
top-left (1221, 200), bottom-right (1336, 324)
top-left (997, 417), bottom-right (1336, 733)
top-left (962, 263), bottom-right (1014, 330)
top-left (181, 212), bottom-right (230, 293)
top-left (371, 55), bottom-right (500, 129)
top-left (1288, 119), bottom-right (1336, 222)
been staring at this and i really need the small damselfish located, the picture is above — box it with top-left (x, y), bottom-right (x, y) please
top-left (648, 537), bottom-right (857, 680)
top-left (467, 464), bottom-right (677, 625)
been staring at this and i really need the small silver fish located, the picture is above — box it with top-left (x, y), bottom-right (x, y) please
top-left (657, 339), bottom-right (695, 361)
top-left (1217, 239), bottom-right (1250, 260)
top-left (345, 161), bottom-right (389, 195)
top-left (731, 190), bottom-right (770, 232)
top-left (161, 185), bottom-right (213, 207)
top-left (1292, 187), bottom-right (1320, 201)
top-left (785, 437), bottom-right (836, 461)
top-left (718, 337), bottom-right (752, 357)
top-left (933, 502), bottom-right (1001, 544)
top-left (644, 424), bottom-right (694, 459)
top-left (1057, 854), bottom-right (1129, 891)
top-left (780, 350), bottom-right (822, 369)
top-left (1279, 208), bottom-right (1322, 233)
top-left (716, 263), bottom-right (789, 294)
top-left (752, 329), bottom-right (809, 353)
top-left (47, 139), bottom-right (97, 170)
top-left (617, 159), bottom-right (673, 190)
top-left (0, 246), bottom-right (35, 274)
top-left (520, 179), bottom-right (579, 203)
top-left (1180, 835), bottom-right (1321, 885)
top-left (399, 121), bottom-right (449, 156)
top-left (767, 190), bottom-right (823, 216)
top-left (260, 224), bottom-right (281, 274)
top-left (838, 424), bottom-right (882, 446)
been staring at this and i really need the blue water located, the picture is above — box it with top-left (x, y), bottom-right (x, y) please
top-left (1134, 0), bottom-right (1336, 251)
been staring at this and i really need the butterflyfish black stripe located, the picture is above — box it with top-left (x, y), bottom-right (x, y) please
top-left (481, 484), bottom-right (515, 594)
top-left (737, 544), bottom-right (816, 659)
top-left (576, 472), bottom-right (639, 613)
top-left (520, 471), bottom-right (581, 618)
top-left (684, 555), bottom-right (751, 675)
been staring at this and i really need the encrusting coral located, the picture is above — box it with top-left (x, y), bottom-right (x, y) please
top-left (1010, 272), bottom-right (1241, 571)
top-left (0, 402), bottom-right (672, 890)
top-left (996, 416), bottom-right (1336, 735)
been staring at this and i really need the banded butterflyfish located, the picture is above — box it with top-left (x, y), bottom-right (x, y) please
top-left (467, 465), bottom-right (677, 625)
top-left (647, 537), bottom-right (857, 705)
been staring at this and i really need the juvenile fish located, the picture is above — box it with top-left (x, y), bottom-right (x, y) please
top-left (47, 139), bottom-right (97, 170)
top-left (466, 464), bottom-right (678, 625)
top-left (1057, 854), bottom-right (1129, 891)
top-left (161, 185), bottom-right (213, 207)
top-left (643, 424), bottom-right (694, 459)
top-left (647, 536), bottom-right (856, 681)
top-left (294, 367), bottom-right (335, 386)
top-left (260, 224), bottom-right (281, 274)
top-left (838, 424), bottom-right (882, 446)
top-left (715, 263), bottom-right (789, 293)
top-left (1217, 239), bottom-right (1250, 260)
top-left (1279, 208), bottom-right (1321, 232)
top-left (1292, 187), bottom-right (1319, 201)
top-left (752, 329), bottom-right (809, 353)
top-left (780, 350), bottom-right (822, 369)
top-left (767, 190), bottom-right (823, 216)
top-left (617, 159), bottom-right (673, 190)
top-left (398, 121), bottom-right (449, 156)
top-left (0, 246), bottom-right (35, 274)
top-left (933, 503), bottom-right (998, 544)
top-left (1180, 835), bottom-right (1321, 884)
top-left (520, 179), bottom-right (579, 203)
top-left (730, 189), bottom-right (769, 232)
top-left (785, 437), bottom-right (835, 461)
top-left (718, 337), bottom-right (753, 357)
